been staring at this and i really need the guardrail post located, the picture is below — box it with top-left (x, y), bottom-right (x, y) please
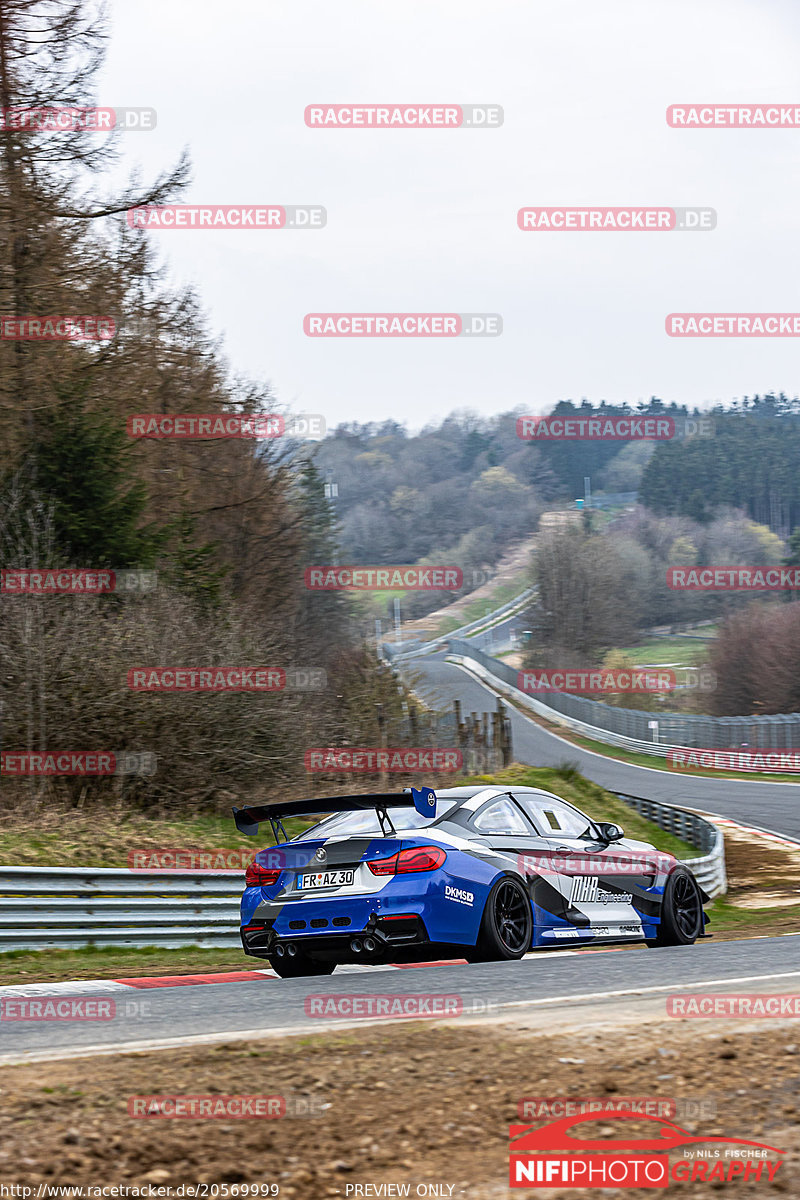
top-left (497, 699), bottom-right (512, 766)
top-left (615, 793), bottom-right (727, 898)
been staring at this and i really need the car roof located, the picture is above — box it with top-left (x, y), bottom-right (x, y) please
top-left (433, 786), bottom-right (495, 799)
top-left (436, 785), bottom-right (570, 813)
top-left (436, 785), bottom-right (565, 800)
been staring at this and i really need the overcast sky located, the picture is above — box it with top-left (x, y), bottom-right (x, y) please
top-left (100, 0), bottom-right (800, 430)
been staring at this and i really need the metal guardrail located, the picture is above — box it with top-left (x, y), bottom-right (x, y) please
top-left (447, 638), bottom-right (800, 752)
top-left (0, 867), bottom-right (243, 952)
top-left (439, 588), bottom-right (535, 641)
top-left (384, 588), bottom-right (534, 662)
top-left (614, 794), bottom-right (727, 897)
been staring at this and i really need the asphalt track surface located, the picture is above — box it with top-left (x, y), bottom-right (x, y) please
top-left (407, 653), bottom-right (800, 838)
top-left (3, 937), bottom-right (800, 1062)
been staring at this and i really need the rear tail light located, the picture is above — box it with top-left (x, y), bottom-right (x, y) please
top-left (367, 853), bottom-right (398, 876)
top-left (367, 846), bottom-right (446, 876)
top-left (246, 863), bottom-right (281, 887)
top-left (396, 845), bottom-right (446, 873)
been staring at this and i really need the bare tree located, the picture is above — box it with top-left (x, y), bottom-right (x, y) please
top-left (0, 0), bottom-right (189, 433)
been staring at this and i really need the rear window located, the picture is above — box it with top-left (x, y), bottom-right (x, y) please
top-left (293, 800), bottom-right (456, 840)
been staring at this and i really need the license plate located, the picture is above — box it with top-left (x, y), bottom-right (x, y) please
top-left (296, 869), bottom-right (355, 890)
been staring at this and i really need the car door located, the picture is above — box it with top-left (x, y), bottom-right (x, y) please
top-left (510, 793), bottom-right (648, 942)
top-left (468, 797), bottom-right (555, 945)
top-left (470, 796), bottom-right (547, 855)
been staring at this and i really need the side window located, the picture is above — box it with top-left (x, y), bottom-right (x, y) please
top-left (473, 798), bottom-right (531, 835)
top-left (513, 796), bottom-right (594, 839)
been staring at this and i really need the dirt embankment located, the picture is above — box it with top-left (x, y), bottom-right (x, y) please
top-left (1, 1020), bottom-right (797, 1198)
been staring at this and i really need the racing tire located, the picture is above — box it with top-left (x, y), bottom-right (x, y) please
top-left (467, 876), bottom-right (533, 962)
top-left (268, 953), bottom-right (337, 978)
top-left (646, 866), bottom-right (703, 947)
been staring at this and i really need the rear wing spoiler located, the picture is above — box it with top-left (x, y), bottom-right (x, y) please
top-left (232, 787), bottom-right (437, 839)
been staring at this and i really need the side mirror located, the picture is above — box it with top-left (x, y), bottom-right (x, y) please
top-left (597, 821), bottom-right (624, 843)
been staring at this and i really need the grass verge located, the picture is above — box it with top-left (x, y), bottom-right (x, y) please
top-left (618, 632), bottom-right (717, 668)
top-left (0, 808), bottom-right (310, 868)
top-left (0, 944), bottom-right (257, 986)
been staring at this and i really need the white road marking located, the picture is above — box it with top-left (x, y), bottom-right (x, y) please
top-left (496, 969), bottom-right (800, 1008)
top-left (0, 979), bottom-right (134, 998)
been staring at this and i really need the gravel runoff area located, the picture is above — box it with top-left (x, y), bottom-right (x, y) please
top-left (0, 1015), bottom-right (797, 1198)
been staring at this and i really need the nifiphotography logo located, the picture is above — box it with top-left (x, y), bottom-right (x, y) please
top-left (508, 1110), bottom-right (783, 1188)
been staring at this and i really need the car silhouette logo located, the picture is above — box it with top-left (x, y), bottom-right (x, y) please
top-left (509, 1111), bottom-right (783, 1155)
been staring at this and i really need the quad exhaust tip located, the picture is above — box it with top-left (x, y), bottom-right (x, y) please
top-left (350, 936), bottom-right (378, 955)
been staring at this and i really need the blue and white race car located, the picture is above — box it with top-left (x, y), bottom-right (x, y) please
top-left (233, 785), bottom-right (710, 977)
